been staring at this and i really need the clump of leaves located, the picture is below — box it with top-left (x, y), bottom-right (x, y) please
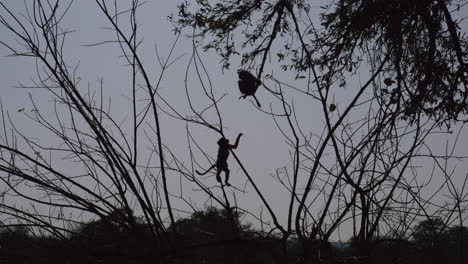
top-left (318, 0), bottom-right (467, 124)
top-left (171, 0), bottom-right (264, 70)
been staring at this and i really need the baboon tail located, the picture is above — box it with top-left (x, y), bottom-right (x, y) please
top-left (196, 164), bottom-right (216, 175)
top-left (253, 95), bottom-right (261, 108)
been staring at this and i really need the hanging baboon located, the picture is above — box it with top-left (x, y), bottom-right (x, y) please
top-left (237, 70), bottom-right (262, 107)
top-left (196, 133), bottom-right (243, 186)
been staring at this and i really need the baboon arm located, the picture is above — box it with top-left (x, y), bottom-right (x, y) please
top-left (230, 133), bottom-right (243, 149)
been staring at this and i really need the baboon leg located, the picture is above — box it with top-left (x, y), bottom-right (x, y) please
top-left (224, 168), bottom-right (231, 186)
top-left (216, 169), bottom-right (222, 183)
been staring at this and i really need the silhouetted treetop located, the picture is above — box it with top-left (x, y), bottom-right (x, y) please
top-left (171, 207), bottom-right (249, 243)
top-left (174, 0), bottom-right (467, 125)
top-left (412, 217), bottom-right (445, 248)
top-left (321, 0), bottom-right (467, 124)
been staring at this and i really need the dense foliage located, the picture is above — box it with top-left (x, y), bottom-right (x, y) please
top-left (1, 209), bottom-right (467, 263)
top-left (174, 0), bottom-right (468, 124)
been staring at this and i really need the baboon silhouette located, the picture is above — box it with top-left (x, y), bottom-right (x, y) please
top-left (237, 70), bottom-right (262, 107)
top-left (196, 133), bottom-right (243, 186)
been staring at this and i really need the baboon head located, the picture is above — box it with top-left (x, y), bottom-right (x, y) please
top-left (217, 137), bottom-right (229, 146)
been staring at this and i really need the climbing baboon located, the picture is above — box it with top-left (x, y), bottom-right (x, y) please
top-left (196, 133), bottom-right (243, 186)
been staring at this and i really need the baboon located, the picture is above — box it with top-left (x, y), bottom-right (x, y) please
top-left (237, 70), bottom-right (262, 107)
top-left (196, 133), bottom-right (243, 186)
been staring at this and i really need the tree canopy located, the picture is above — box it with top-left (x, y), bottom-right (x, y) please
top-left (174, 0), bottom-right (467, 124)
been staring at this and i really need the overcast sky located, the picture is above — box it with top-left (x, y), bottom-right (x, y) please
top-left (1, 0), bottom-right (467, 240)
